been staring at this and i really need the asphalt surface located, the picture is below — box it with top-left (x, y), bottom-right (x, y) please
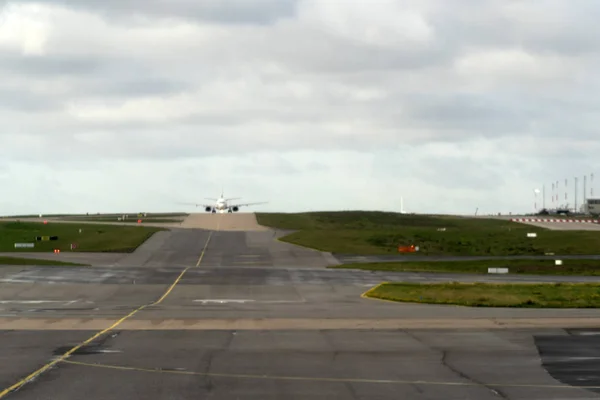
top-left (335, 254), bottom-right (600, 264)
top-left (515, 220), bottom-right (600, 231)
top-left (2, 213), bottom-right (600, 399)
top-left (4, 329), bottom-right (600, 399)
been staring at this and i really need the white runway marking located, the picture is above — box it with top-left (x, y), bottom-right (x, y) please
top-left (194, 299), bottom-right (253, 304)
top-left (193, 299), bottom-right (305, 304)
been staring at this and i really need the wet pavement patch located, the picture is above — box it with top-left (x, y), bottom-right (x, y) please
top-left (53, 332), bottom-right (120, 356)
top-left (535, 329), bottom-right (600, 394)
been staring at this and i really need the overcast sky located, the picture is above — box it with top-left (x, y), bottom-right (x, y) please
top-left (0, 0), bottom-right (598, 215)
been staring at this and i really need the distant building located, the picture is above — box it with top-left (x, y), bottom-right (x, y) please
top-left (586, 198), bottom-right (600, 215)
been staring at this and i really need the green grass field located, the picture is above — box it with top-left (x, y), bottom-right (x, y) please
top-left (364, 282), bottom-right (600, 307)
top-left (2, 212), bottom-right (188, 219)
top-left (0, 256), bottom-right (88, 266)
top-left (256, 211), bottom-right (600, 256)
top-left (0, 221), bottom-right (164, 253)
top-left (332, 259), bottom-right (600, 275)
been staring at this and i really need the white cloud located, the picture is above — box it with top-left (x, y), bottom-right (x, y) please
top-left (0, 3), bottom-right (51, 55)
top-left (297, 0), bottom-right (434, 48)
top-left (0, 0), bottom-right (599, 216)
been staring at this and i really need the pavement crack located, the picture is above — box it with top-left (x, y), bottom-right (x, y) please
top-left (440, 350), bottom-right (509, 399)
top-left (202, 351), bottom-right (215, 392)
top-left (201, 330), bottom-right (236, 392)
top-left (404, 331), bottom-right (510, 399)
top-left (319, 330), bottom-right (359, 400)
top-left (320, 330), bottom-right (339, 362)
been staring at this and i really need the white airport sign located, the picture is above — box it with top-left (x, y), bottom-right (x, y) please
top-left (14, 243), bottom-right (34, 248)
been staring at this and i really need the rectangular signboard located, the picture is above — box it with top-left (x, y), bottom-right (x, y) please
top-left (488, 268), bottom-right (508, 274)
top-left (14, 243), bottom-right (34, 248)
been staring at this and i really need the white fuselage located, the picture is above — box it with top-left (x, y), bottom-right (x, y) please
top-left (215, 198), bottom-right (227, 211)
top-left (201, 193), bottom-right (263, 213)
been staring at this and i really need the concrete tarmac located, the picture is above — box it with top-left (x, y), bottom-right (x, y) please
top-left (3, 213), bottom-right (600, 399)
top-left (3, 329), bottom-right (600, 400)
top-left (515, 220), bottom-right (600, 231)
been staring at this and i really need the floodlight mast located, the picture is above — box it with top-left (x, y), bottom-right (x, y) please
top-left (542, 185), bottom-right (545, 209)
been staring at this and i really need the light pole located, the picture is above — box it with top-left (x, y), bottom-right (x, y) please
top-left (575, 177), bottom-right (578, 212)
top-left (533, 188), bottom-right (540, 212)
top-left (542, 185), bottom-right (545, 209)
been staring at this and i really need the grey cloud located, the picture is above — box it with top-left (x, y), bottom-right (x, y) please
top-left (3, 0), bottom-right (298, 25)
top-left (401, 92), bottom-right (539, 135)
top-left (0, 0), bottom-right (598, 168)
top-left (427, 0), bottom-right (600, 56)
top-left (88, 78), bottom-right (191, 98)
top-left (0, 87), bottom-right (62, 112)
top-left (0, 52), bottom-right (103, 77)
top-left (244, 27), bottom-right (455, 74)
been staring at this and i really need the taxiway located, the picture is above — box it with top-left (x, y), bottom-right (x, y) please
top-left (2, 213), bottom-right (600, 399)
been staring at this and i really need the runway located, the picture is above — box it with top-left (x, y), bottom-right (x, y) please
top-left (2, 213), bottom-right (600, 399)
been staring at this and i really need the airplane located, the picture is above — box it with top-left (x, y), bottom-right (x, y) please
top-left (180, 190), bottom-right (267, 213)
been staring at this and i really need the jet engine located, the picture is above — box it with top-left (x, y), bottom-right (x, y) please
top-left (205, 206), bottom-right (212, 212)
top-left (232, 206), bottom-right (239, 212)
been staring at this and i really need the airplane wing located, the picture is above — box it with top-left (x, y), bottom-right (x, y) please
top-left (228, 201), bottom-right (268, 208)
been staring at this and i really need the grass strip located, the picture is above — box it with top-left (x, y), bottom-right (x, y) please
top-left (0, 221), bottom-right (164, 253)
top-left (365, 282), bottom-right (600, 307)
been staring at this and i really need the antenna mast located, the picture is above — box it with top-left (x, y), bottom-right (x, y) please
top-left (575, 177), bottom-right (578, 212)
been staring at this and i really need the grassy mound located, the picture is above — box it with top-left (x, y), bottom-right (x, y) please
top-left (256, 211), bottom-right (600, 256)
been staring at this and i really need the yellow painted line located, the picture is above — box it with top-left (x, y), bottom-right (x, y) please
top-left (153, 267), bottom-right (190, 305)
top-left (360, 282), bottom-right (403, 304)
top-left (61, 359), bottom-right (600, 390)
top-left (195, 214), bottom-right (220, 267)
top-left (360, 282), bottom-right (386, 298)
top-left (0, 223), bottom-right (218, 398)
top-left (195, 232), bottom-right (213, 267)
top-left (0, 304), bottom-right (148, 398)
